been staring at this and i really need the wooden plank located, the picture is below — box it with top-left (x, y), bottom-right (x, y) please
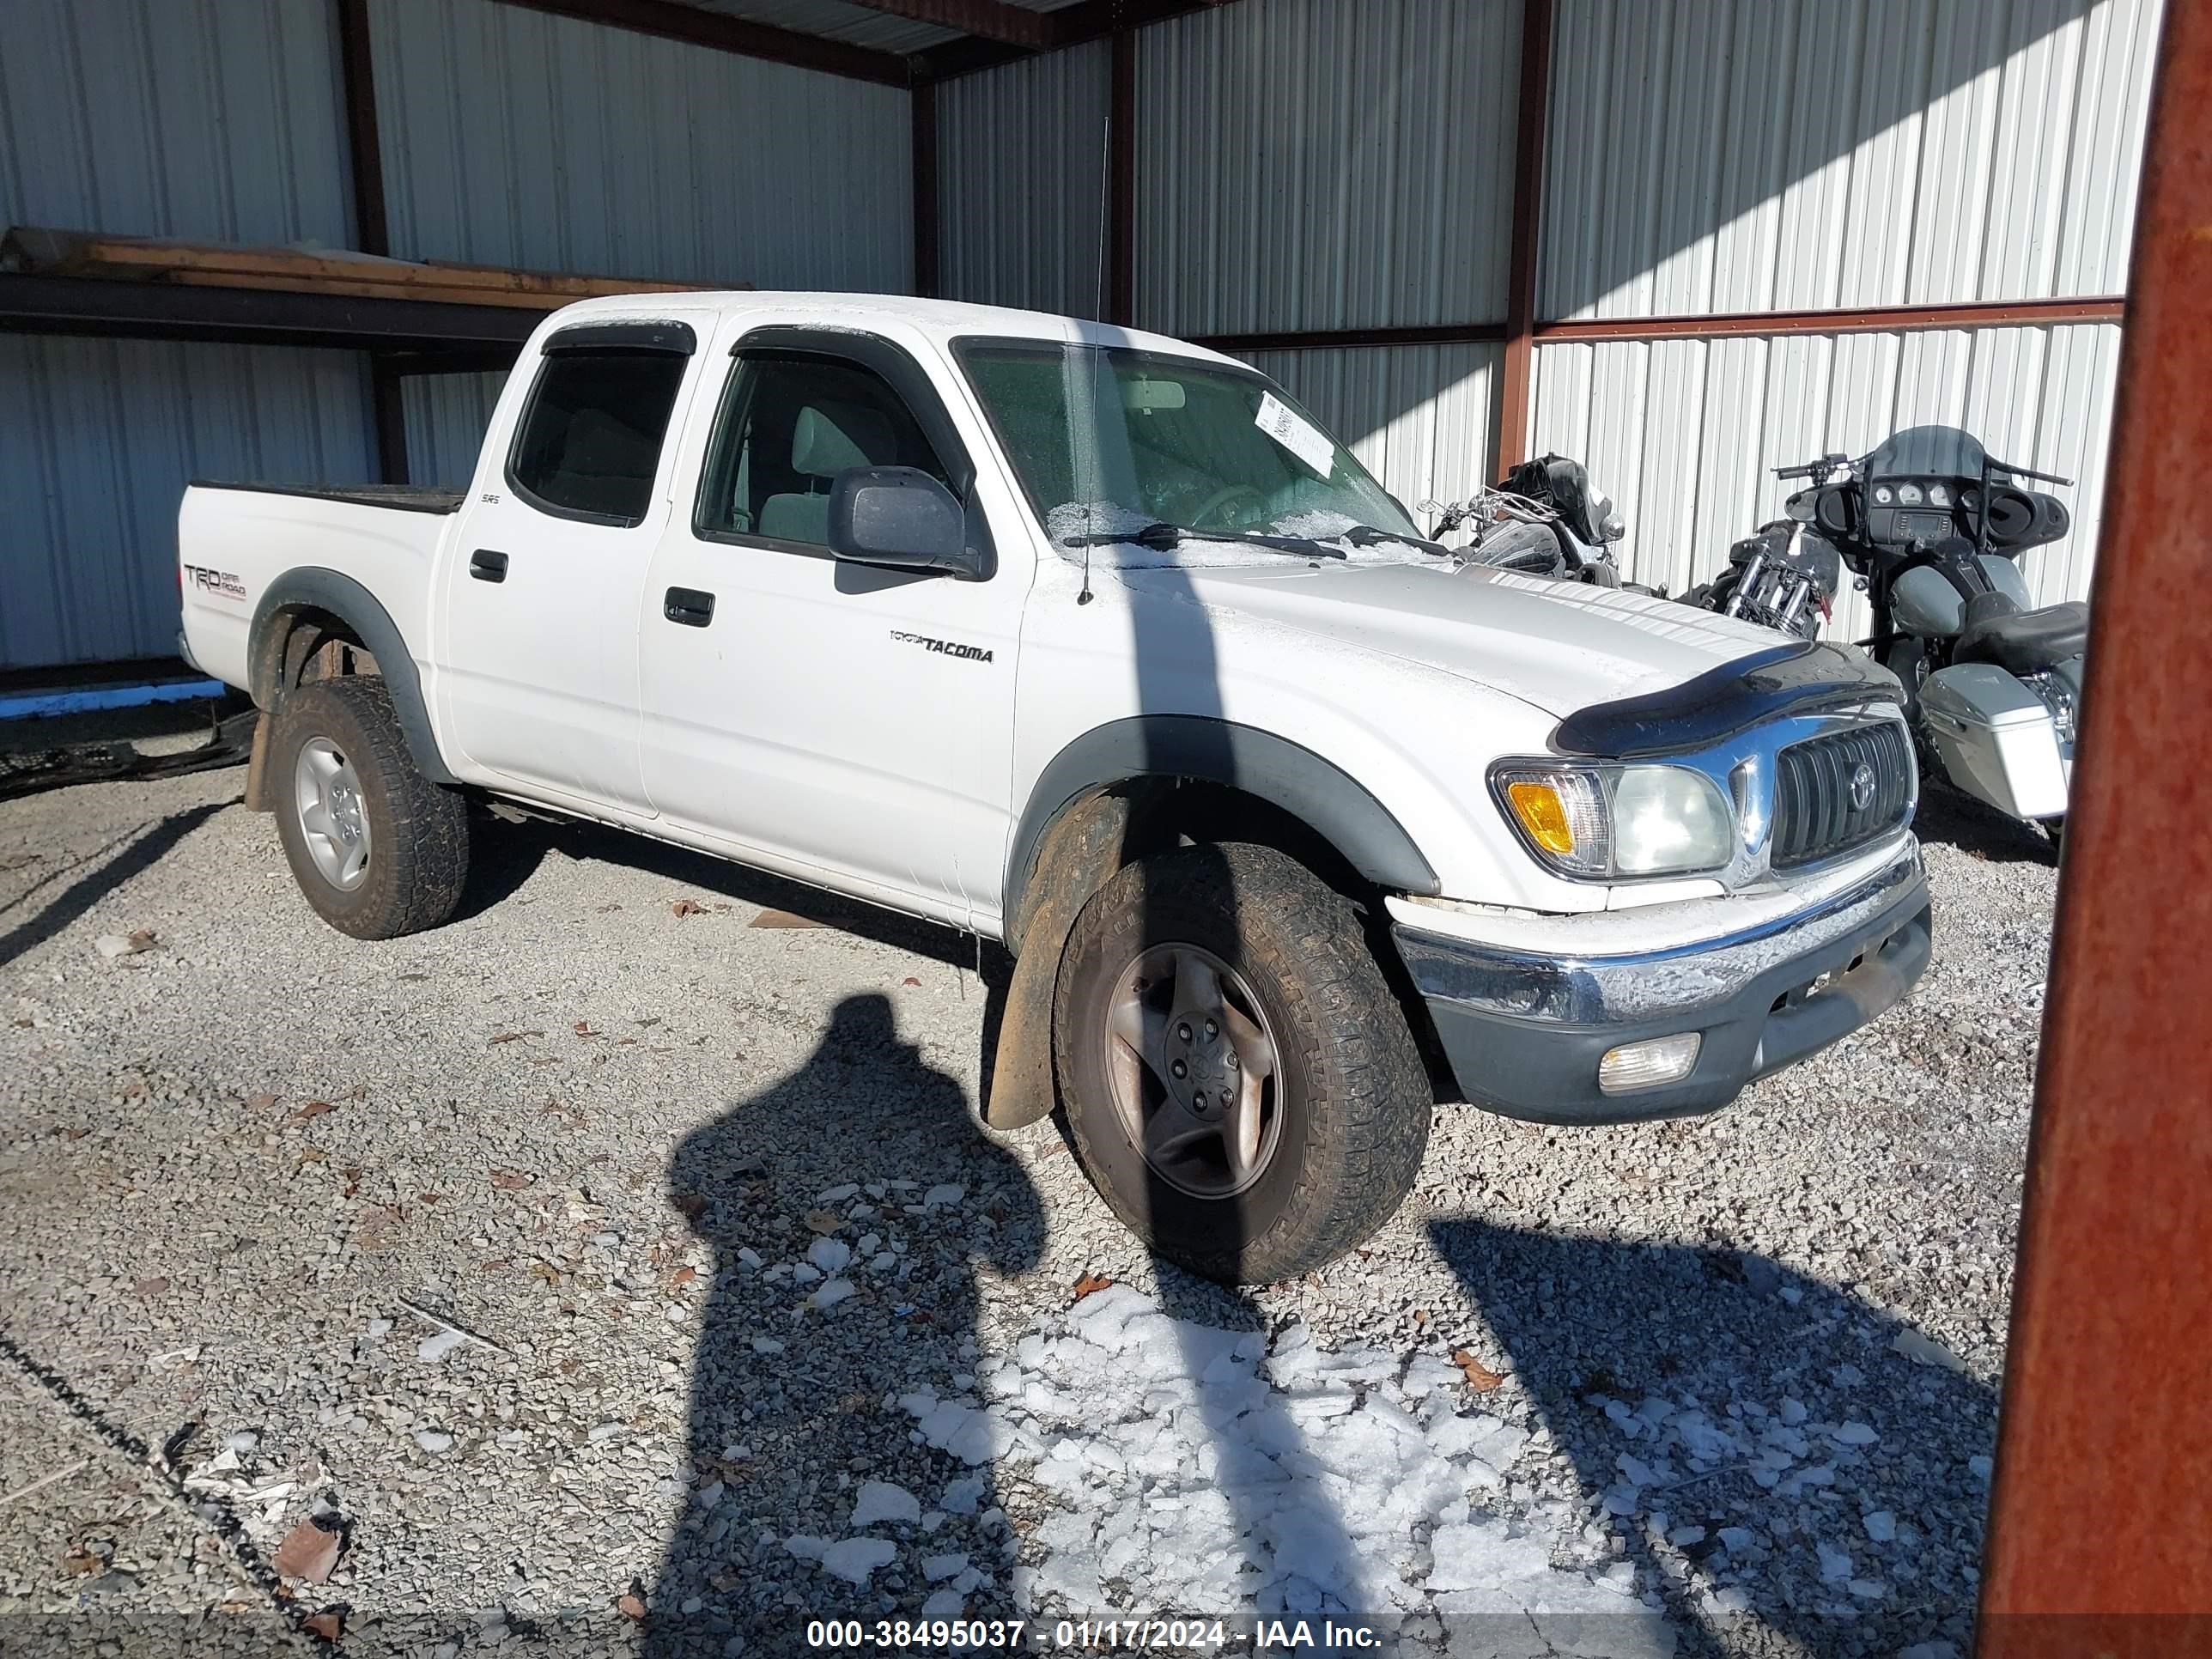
top-left (2, 228), bottom-right (717, 306)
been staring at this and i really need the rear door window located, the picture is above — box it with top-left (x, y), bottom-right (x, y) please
top-left (508, 349), bottom-right (690, 526)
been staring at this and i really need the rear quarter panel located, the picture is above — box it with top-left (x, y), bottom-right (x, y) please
top-left (177, 486), bottom-right (448, 696)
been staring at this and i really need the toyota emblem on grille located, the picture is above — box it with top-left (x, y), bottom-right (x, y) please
top-left (1849, 762), bottom-right (1877, 812)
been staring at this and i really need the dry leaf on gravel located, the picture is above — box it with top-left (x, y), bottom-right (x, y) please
top-left (671, 1267), bottom-right (696, 1286)
top-left (1073, 1273), bottom-right (1115, 1302)
top-left (617, 1592), bottom-right (647, 1620)
top-left (805, 1209), bottom-right (845, 1235)
top-left (1452, 1348), bottom-right (1507, 1391)
top-left (902, 976), bottom-right (922, 987)
top-left (302, 1609), bottom-right (342, 1643)
top-left (670, 899), bottom-right (707, 918)
top-left (272, 1517), bottom-right (340, 1583)
top-left (284, 1100), bottom-right (336, 1127)
top-left (489, 1170), bottom-right (533, 1191)
top-left (489, 1030), bottom-right (543, 1045)
top-left (747, 908), bottom-right (823, 929)
top-left (573, 1022), bottom-right (599, 1038)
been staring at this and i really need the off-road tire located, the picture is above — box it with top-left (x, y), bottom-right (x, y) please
top-left (1054, 842), bottom-right (1431, 1285)
top-left (271, 678), bottom-right (471, 939)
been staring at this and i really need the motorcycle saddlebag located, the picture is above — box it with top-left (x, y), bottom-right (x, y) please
top-left (1919, 662), bottom-right (2069, 821)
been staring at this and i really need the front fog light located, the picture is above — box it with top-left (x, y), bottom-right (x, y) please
top-left (1598, 1032), bottom-right (1703, 1094)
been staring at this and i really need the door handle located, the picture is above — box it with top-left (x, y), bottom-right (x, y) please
top-left (469, 548), bottom-right (510, 583)
top-left (664, 586), bottom-right (715, 627)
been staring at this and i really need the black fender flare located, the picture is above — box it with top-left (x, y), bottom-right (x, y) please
top-left (248, 568), bottom-right (457, 785)
top-left (1002, 716), bottom-right (1439, 945)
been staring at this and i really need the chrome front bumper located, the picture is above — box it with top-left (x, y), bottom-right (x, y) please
top-left (1394, 845), bottom-right (1933, 1123)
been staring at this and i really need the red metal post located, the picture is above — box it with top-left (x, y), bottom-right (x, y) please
top-left (1978, 3), bottom-right (2212, 1653)
top-left (1494, 0), bottom-right (1553, 475)
top-left (1106, 27), bottom-right (1137, 326)
top-left (912, 79), bottom-right (940, 300)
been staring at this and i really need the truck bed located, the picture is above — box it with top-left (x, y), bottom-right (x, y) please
top-left (178, 480), bottom-right (459, 697)
top-left (188, 480), bottom-right (465, 515)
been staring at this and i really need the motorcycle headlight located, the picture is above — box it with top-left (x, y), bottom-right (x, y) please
top-left (1492, 763), bottom-right (1734, 879)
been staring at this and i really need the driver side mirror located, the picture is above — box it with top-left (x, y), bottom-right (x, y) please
top-left (826, 467), bottom-right (993, 581)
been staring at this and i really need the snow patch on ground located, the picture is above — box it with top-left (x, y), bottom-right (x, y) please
top-left (900, 1285), bottom-right (1669, 1638)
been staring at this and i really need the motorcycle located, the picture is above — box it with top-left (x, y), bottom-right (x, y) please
top-left (1685, 425), bottom-right (2085, 838)
top-left (1428, 453), bottom-right (1633, 586)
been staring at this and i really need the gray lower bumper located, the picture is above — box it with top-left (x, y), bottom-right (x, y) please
top-left (1395, 849), bottom-right (1932, 1124)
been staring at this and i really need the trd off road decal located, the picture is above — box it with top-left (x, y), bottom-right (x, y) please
top-left (182, 564), bottom-right (249, 601)
top-left (890, 629), bottom-right (994, 663)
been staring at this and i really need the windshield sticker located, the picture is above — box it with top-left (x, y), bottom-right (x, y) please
top-left (1255, 392), bottom-right (1336, 479)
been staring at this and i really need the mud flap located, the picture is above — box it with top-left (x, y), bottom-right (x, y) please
top-left (975, 791), bottom-right (1135, 1133)
top-left (243, 711), bottom-right (276, 813)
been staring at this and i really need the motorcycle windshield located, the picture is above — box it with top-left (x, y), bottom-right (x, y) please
top-left (1862, 424), bottom-right (1987, 480)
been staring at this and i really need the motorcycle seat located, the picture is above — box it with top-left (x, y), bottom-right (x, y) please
top-left (1954, 598), bottom-right (2089, 675)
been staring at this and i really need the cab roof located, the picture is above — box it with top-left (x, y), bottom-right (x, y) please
top-left (533, 289), bottom-right (1249, 371)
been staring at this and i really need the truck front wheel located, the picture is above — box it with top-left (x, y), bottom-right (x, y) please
top-left (270, 678), bottom-right (471, 939)
top-left (1054, 843), bottom-right (1431, 1285)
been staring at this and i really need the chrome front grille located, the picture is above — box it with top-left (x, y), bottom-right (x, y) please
top-left (1771, 721), bottom-right (1914, 870)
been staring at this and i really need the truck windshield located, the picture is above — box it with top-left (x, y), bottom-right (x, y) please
top-left (954, 339), bottom-right (1422, 555)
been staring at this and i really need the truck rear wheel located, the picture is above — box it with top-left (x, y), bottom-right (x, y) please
top-left (1054, 843), bottom-right (1431, 1285)
top-left (270, 678), bottom-right (470, 939)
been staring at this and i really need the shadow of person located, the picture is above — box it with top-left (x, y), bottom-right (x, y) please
top-left (646, 993), bottom-right (1044, 1655)
top-left (1429, 1217), bottom-right (1996, 1659)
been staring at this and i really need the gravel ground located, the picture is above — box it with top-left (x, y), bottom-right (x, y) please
top-left (0, 760), bottom-right (2057, 1658)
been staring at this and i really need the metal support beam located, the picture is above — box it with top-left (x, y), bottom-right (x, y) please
top-left (1105, 27), bottom-right (1136, 326)
top-left (368, 356), bottom-right (410, 486)
top-left (485, 0), bottom-right (913, 85)
top-left (917, 0), bottom-right (1229, 82)
top-left (0, 273), bottom-right (544, 353)
top-left (1977, 3), bottom-right (2212, 1652)
top-left (334, 0), bottom-right (389, 258)
top-left (1495, 0), bottom-right (1553, 475)
top-left (844, 0), bottom-right (1049, 49)
top-left (1194, 322), bottom-right (1509, 354)
top-left (1537, 295), bottom-right (2124, 344)
top-left (913, 78), bottom-right (940, 299)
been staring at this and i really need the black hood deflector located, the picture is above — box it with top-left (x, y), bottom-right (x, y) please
top-left (1550, 641), bottom-right (1903, 758)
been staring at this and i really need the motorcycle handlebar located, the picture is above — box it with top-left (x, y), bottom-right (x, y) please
top-left (1774, 452), bottom-right (1850, 481)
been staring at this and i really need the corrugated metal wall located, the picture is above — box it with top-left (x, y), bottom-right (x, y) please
top-left (1528, 0), bottom-right (2158, 629)
top-left (934, 0), bottom-right (1522, 521)
top-left (1237, 345), bottom-right (1504, 520)
top-left (1530, 322), bottom-right (2123, 635)
top-left (1135, 0), bottom-right (1522, 337)
top-left (938, 42), bottom-right (1110, 318)
top-left (0, 335), bottom-right (376, 670)
top-left (0, 0), bottom-right (355, 247)
top-left (2, 0), bottom-right (917, 672)
top-left (400, 371), bottom-right (513, 492)
top-left (1540, 0), bottom-right (2159, 321)
top-left (368, 0), bottom-right (912, 291)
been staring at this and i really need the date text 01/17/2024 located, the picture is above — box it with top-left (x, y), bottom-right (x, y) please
top-left (803, 1617), bottom-right (1387, 1650)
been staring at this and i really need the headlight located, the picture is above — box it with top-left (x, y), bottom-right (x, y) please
top-left (1492, 763), bottom-right (1734, 879)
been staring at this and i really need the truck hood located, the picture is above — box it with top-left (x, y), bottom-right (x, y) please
top-left (1146, 559), bottom-right (1785, 717)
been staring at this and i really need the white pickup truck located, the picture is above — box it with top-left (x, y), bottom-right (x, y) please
top-left (178, 293), bottom-right (1929, 1284)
